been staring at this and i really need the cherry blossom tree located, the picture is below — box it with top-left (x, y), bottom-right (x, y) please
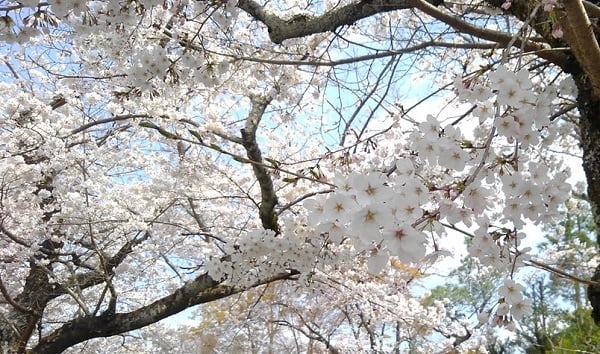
top-left (1, 0), bottom-right (600, 352)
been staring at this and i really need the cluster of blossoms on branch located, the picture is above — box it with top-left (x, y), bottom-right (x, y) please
top-left (304, 170), bottom-right (428, 274)
top-left (206, 226), bottom-right (322, 287)
top-left (295, 63), bottom-right (577, 329)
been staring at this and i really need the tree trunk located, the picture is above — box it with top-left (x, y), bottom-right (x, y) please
top-left (573, 73), bottom-right (600, 324)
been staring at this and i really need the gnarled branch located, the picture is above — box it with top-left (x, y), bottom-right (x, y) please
top-left (237, 0), bottom-right (443, 44)
top-left (31, 270), bottom-right (299, 354)
top-left (240, 95), bottom-right (280, 233)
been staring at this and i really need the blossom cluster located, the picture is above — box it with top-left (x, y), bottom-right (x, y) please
top-left (456, 65), bottom-right (574, 225)
top-left (477, 278), bottom-right (534, 330)
top-left (304, 170), bottom-right (428, 274)
top-left (496, 278), bottom-right (533, 321)
top-left (295, 64), bottom-right (577, 330)
top-left (206, 226), bottom-right (322, 287)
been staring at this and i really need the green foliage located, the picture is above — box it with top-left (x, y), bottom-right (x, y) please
top-left (549, 308), bottom-right (600, 353)
top-left (540, 201), bottom-right (597, 311)
top-left (425, 257), bottom-right (503, 319)
top-left (513, 275), bottom-right (565, 353)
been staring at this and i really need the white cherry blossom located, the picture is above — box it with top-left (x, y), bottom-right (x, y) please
top-left (498, 278), bottom-right (525, 305)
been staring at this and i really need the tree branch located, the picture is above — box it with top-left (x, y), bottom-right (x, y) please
top-left (31, 270), bottom-right (299, 354)
top-left (69, 114), bottom-right (151, 136)
top-left (238, 0), bottom-right (568, 69)
top-left (413, 0), bottom-right (570, 67)
top-left (209, 41), bottom-right (500, 67)
top-left (237, 0), bottom-right (444, 44)
top-left (559, 0), bottom-right (600, 96)
top-left (0, 275), bottom-right (36, 316)
top-left (583, 0), bottom-right (600, 18)
top-left (61, 231), bottom-right (151, 296)
top-left (240, 95), bottom-right (280, 233)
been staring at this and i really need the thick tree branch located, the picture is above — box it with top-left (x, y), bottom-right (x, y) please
top-left (559, 0), bottom-right (600, 96)
top-left (237, 0), bottom-right (443, 44)
top-left (1, 163), bottom-right (63, 352)
top-left (240, 95), bottom-right (280, 233)
top-left (238, 0), bottom-right (569, 68)
top-left (413, 0), bottom-right (570, 67)
top-left (583, 0), bottom-right (600, 18)
top-left (31, 270), bottom-right (299, 354)
top-left (0, 231), bottom-right (150, 353)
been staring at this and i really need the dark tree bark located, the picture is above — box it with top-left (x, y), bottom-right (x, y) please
top-left (576, 74), bottom-right (600, 324)
top-left (30, 270), bottom-right (298, 354)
